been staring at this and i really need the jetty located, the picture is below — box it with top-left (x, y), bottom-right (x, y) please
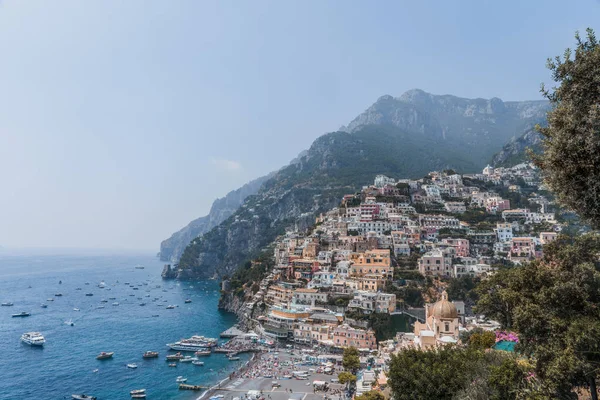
top-left (220, 326), bottom-right (245, 338)
top-left (179, 384), bottom-right (205, 391)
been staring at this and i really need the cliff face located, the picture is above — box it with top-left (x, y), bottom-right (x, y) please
top-left (159, 174), bottom-right (271, 263)
top-left (341, 89), bottom-right (548, 166)
top-left (491, 128), bottom-right (543, 167)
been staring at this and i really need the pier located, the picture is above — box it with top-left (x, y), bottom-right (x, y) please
top-left (220, 326), bottom-right (245, 338)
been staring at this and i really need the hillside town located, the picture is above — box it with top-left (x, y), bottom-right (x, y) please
top-left (223, 162), bottom-right (564, 387)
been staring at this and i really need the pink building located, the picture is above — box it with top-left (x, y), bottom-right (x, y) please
top-left (332, 324), bottom-right (376, 350)
top-left (440, 238), bottom-right (470, 258)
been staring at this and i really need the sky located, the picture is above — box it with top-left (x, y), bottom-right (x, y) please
top-left (0, 0), bottom-right (599, 251)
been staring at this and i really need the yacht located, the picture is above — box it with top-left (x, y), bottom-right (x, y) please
top-left (96, 351), bottom-right (114, 360)
top-left (21, 332), bottom-right (45, 346)
top-left (12, 312), bottom-right (31, 317)
top-left (1, 302), bottom-right (14, 306)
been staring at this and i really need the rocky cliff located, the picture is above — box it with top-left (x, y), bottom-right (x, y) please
top-left (491, 128), bottom-right (543, 167)
top-left (159, 174), bottom-right (271, 263)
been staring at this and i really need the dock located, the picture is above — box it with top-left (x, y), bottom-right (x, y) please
top-left (179, 384), bottom-right (205, 391)
top-left (220, 326), bottom-right (245, 338)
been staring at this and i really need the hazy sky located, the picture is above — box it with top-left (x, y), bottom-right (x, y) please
top-left (0, 1), bottom-right (598, 251)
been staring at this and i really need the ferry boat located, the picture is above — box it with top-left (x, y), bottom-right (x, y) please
top-left (167, 335), bottom-right (218, 351)
top-left (21, 332), bottom-right (45, 346)
top-left (96, 351), bottom-right (114, 360)
top-left (143, 351), bottom-right (159, 358)
top-left (12, 312), bottom-right (31, 317)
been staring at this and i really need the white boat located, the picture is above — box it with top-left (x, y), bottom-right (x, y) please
top-left (72, 394), bottom-right (97, 400)
top-left (21, 332), bottom-right (45, 346)
top-left (166, 305), bottom-right (175, 309)
top-left (179, 356), bottom-right (195, 363)
top-left (130, 389), bottom-right (146, 395)
top-left (195, 350), bottom-right (211, 356)
top-left (192, 360), bottom-right (204, 366)
top-left (73, 308), bottom-right (80, 311)
top-left (65, 319), bottom-right (75, 326)
top-left (98, 281), bottom-right (106, 289)
top-left (112, 302), bottom-right (119, 306)
top-left (126, 363), bottom-right (138, 369)
top-left (176, 376), bottom-right (187, 383)
top-left (2, 302), bottom-right (14, 306)
top-left (131, 394), bottom-right (146, 399)
top-left (228, 356), bottom-right (240, 361)
top-left (40, 304), bottom-right (48, 308)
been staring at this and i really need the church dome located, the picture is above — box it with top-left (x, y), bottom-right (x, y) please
top-left (431, 291), bottom-right (458, 319)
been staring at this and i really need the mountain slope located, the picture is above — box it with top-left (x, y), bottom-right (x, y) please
top-left (342, 89), bottom-right (548, 166)
top-left (491, 128), bottom-right (543, 167)
top-left (175, 124), bottom-right (485, 279)
top-left (159, 174), bottom-right (271, 263)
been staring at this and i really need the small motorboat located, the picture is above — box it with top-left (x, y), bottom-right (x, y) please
top-left (1, 302), bottom-right (14, 306)
top-left (92, 369), bottom-right (98, 373)
top-left (96, 305), bottom-right (105, 309)
top-left (195, 350), bottom-right (211, 356)
top-left (47, 298), bottom-right (54, 301)
top-left (139, 303), bottom-right (146, 306)
top-left (179, 356), bottom-right (195, 363)
top-left (227, 356), bottom-right (240, 361)
top-left (166, 352), bottom-right (184, 361)
top-left (40, 304), bottom-right (48, 308)
top-left (126, 363), bottom-right (138, 369)
top-left (112, 302), bottom-right (119, 306)
top-left (96, 351), bottom-right (114, 360)
top-left (131, 389), bottom-right (146, 398)
top-left (192, 360), bottom-right (204, 366)
top-left (176, 376), bottom-right (187, 383)
top-left (152, 314), bottom-right (159, 317)
top-left (166, 305), bottom-right (175, 309)
top-left (12, 312), bottom-right (31, 317)
top-left (65, 319), bottom-right (74, 326)
top-left (76, 287), bottom-right (82, 290)
top-left (143, 351), bottom-right (159, 358)
top-left (135, 265), bottom-right (145, 269)
top-left (100, 299), bottom-right (108, 303)
top-left (85, 293), bottom-right (93, 296)
top-left (168, 363), bottom-right (177, 367)
top-left (55, 293), bottom-right (63, 297)
top-left (184, 299), bottom-right (192, 303)
top-left (72, 394), bottom-right (97, 400)
top-left (73, 308), bottom-right (80, 311)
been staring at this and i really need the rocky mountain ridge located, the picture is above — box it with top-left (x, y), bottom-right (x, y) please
top-left (491, 128), bottom-right (543, 167)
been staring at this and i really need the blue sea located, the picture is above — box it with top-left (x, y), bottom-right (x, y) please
top-left (0, 250), bottom-right (248, 400)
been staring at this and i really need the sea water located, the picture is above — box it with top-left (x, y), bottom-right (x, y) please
top-left (0, 250), bottom-right (247, 400)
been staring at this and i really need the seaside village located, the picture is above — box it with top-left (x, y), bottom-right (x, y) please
top-left (222, 162), bottom-right (564, 398)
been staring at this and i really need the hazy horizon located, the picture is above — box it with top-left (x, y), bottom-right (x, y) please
top-left (1, 0), bottom-right (599, 250)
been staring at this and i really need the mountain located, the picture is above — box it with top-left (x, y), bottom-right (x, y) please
top-left (491, 128), bottom-right (543, 167)
top-left (168, 89), bottom-right (549, 279)
top-left (342, 90), bottom-right (548, 166)
top-left (159, 174), bottom-right (271, 263)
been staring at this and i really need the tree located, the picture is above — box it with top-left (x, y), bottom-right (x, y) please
top-left (468, 330), bottom-right (496, 350)
top-left (535, 29), bottom-right (600, 228)
top-left (338, 371), bottom-right (357, 385)
top-left (354, 390), bottom-right (385, 400)
top-left (342, 346), bottom-right (361, 374)
top-left (476, 234), bottom-right (600, 399)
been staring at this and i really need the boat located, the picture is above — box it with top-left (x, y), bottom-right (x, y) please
top-left (96, 351), bottom-right (114, 360)
top-left (20, 332), bottom-right (45, 346)
top-left (73, 308), bottom-right (80, 311)
top-left (192, 360), bottom-right (204, 366)
top-left (168, 363), bottom-right (177, 367)
top-left (130, 389), bottom-right (146, 396)
top-left (131, 394), bottom-right (146, 399)
top-left (179, 384), bottom-right (204, 391)
top-left (195, 350), bottom-right (211, 356)
top-left (166, 352), bottom-right (184, 361)
top-left (227, 356), bottom-right (240, 361)
top-left (176, 376), bottom-right (187, 383)
top-left (143, 351), bottom-right (159, 358)
top-left (72, 394), bottom-right (97, 400)
top-left (139, 303), bottom-right (146, 306)
top-left (152, 314), bottom-right (159, 317)
top-left (179, 356), bottom-right (196, 363)
top-left (135, 265), bottom-right (145, 269)
top-left (12, 312), bottom-right (31, 317)
top-left (184, 299), bottom-right (192, 303)
top-left (1, 302), bottom-right (14, 306)
top-left (112, 302), bottom-right (119, 306)
top-left (40, 304), bottom-right (48, 308)
top-left (166, 305), bottom-right (175, 309)
top-left (126, 363), bottom-right (138, 369)
top-left (55, 293), bottom-right (63, 297)
top-left (47, 298), bottom-right (54, 301)
top-left (76, 288), bottom-right (82, 290)
top-left (109, 297), bottom-right (116, 300)
top-left (167, 335), bottom-right (218, 351)
top-left (97, 305), bottom-right (105, 309)
top-left (85, 293), bottom-right (93, 296)
top-left (65, 319), bottom-right (74, 326)
top-left (100, 299), bottom-right (108, 303)
top-left (98, 281), bottom-right (106, 289)
top-left (59, 280), bottom-right (62, 284)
